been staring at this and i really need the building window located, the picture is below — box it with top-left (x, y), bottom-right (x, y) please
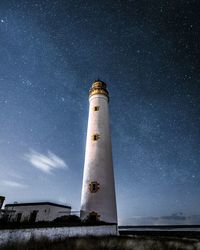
top-left (92, 134), bottom-right (100, 141)
top-left (89, 181), bottom-right (100, 193)
top-left (93, 106), bottom-right (99, 111)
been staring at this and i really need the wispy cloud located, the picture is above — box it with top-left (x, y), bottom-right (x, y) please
top-left (24, 149), bottom-right (68, 174)
top-left (1, 180), bottom-right (27, 188)
top-left (121, 212), bottom-right (200, 226)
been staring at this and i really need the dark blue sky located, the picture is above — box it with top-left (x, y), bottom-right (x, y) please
top-left (0, 0), bottom-right (199, 225)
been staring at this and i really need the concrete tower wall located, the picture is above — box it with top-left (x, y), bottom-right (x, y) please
top-left (81, 88), bottom-right (117, 224)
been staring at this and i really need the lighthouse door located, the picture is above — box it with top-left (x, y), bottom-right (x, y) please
top-left (88, 211), bottom-right (100, 222)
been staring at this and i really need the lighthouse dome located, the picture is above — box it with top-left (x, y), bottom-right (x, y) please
top-left (89, 80), bottom-right (109, 99)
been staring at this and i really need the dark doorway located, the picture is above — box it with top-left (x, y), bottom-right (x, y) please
top-left (16, 213), bottom-right (22, 223)
top-left (29, 210), bottom-right (38, 223)
top-left (88, 211), bottom-right (100, 223)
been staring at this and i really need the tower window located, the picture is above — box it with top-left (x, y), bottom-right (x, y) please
top-left (92, 134), bottom-right (100, 141)
top-left (93, 106), bottom-right (100, 111)
top-left (89, 181), bottom-right (100, 193)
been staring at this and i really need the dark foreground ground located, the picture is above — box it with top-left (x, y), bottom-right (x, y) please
top-left (119, 229), bottom-right (200, 238)
top-left (1, 235), bottom-right (200, 250)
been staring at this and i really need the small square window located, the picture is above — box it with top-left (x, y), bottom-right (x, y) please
top-left (92, 134), bottom-right (100, 141)
top-left (93, 106), bottom-right (100, 111)
top-left (89, 181), bottom-right (100, 193)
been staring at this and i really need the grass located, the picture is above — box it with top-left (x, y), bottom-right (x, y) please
top-left (0, 235), bottom-right (200, 250)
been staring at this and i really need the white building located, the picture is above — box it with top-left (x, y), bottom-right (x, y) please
top-left (5, 202), bottom-right (71, 223)
top-left (0, 196), bottom-right (5, 220)
top-left (0, 196), bottom-right (5, 209)
top-left (80, 80), bottom-right (117, 224)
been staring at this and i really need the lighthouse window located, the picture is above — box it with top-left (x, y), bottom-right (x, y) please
top-left (89, 181), bottom-right (100, 193)
top-left (93, 106), bottom-right (99, 111)
top-left (92, 134), bottom-right (100, 141)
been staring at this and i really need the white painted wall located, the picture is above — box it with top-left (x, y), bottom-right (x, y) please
top-left (0, 225), bottom-right (118, 245)
top-left (5, 204), bottom-right (71, 222)
top-left (81, 94), bottom-right (117, 224)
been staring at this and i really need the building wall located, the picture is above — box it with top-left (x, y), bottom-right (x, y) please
top-left (0, 210), bottom-right (4, 220)
top-left (5, 204), bottom-right (71, 222)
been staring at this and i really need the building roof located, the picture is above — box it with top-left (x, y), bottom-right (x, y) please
top-left (5, 202), bottom-right (71, 209)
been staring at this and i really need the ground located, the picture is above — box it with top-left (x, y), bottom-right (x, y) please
top-left (0, 236), bottom-right (200, 250)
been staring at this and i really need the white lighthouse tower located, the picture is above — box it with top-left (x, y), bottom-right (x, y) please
top-left (80, 80), bottom-right (117, 224)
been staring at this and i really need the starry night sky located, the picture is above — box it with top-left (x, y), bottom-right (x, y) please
top-left (0, 0), bottom-right (199, 225)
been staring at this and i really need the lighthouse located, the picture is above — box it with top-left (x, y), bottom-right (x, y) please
top-left (80, 80), bottom-right (117, 224)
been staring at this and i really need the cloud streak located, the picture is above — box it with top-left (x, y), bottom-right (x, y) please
top-left (121, 213), bottom-right (200, 226)
top-left (24, 150), bottom-right (68, 174)
top-left (1, 180), bottom-right (27, 188)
